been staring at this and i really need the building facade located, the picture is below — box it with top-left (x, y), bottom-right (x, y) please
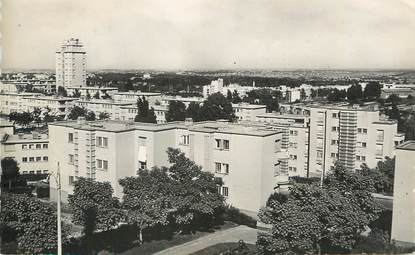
top-left (391, 141), bottom-right (415, 247)
top-left (56, 38), bottom-right (86, 88)
top-left (233, 103), bottom-right (267, 122)
top-left (48, 119), bottom-right (284, 215)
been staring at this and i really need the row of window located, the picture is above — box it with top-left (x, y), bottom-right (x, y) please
top-left (288, 166), bottom-right (297, 172)
top-left (356, 155), bottom-right (366, 162)
top-left (96, 136), bottom-right (108, 147)
top-left (215, 139), bottom-right (230, 150)
top-left (22, 170), bottom-right (49, 174)
top-left (290, 154), bottom-right (297, 160)
top-left (22, 144), bottom-right (48, 150)
top-left (96, 159), bottom-right (108, 170)
top-left (22, 156), bottom-right (48, 162)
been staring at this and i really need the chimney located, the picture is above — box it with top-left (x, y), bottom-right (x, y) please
top-left (185, 118), bottom-right (193, 126)
top-left (77, 116), bottom-right (86, 125)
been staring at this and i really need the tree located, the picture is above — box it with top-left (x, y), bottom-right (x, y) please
top-left (9, 111), bottom-right (33, 127)
top-left (57, 86), bottom-right (67, 97)
top-left (166, 101), bottom-right (186, 122)
top-left (119, 168), bottom-right (172, 243)
top-left (72, 89), bottom-right (82, 98)
top-left (199, 93), bottom-right (235, 121)
top-left (69, 178), bottom-right (124, 249)
top-left (93, 91), bottom-right (100, 99)
top-left (387, 94), bottom-right (400, 104)
top-left (363, 82), bottom-right (382, 100)
top-left (347, 84), bottom-right (363, 103)
top-left (163, 148), bottom-right (224, 232)
top-left (300, 88), bottom-right (307, 101)
top-left (85, 111), bottom-right (96, 121)
top-left (98, 112), bottom-right (110, 120)
top-left (185, 102), bottom-right (201, 122)
top-left (134, 97), bottom-right (157, 123)
top-left (359, 157), bottom-right (395, 194)
top-left (67, 106), bottom-right (88, 120)
top-left (32, 107), bottom-right (42, 127)
top-left (86, 91), bottom-right (91, 100)
top-left (226, 90), bottom-right (233, 101)
top-left (327, 89), bottom-right (347, 102)
top-left (244, 89), bottom-right (279, 112)
top-left (1, 193), bottom-right (66, 254)
top-left (1, 157), bottom-right (19, 190)
top-left (43, 107), bottom-right (56, 123)
top-left (257, 165), bottom-right (382, 255)
top-left (403, 116), bottom-right (415, 140)
top-left (232, 90), bottom-right (242, 103)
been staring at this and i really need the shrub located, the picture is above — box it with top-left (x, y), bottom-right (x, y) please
top-left (222, 206), bottom-right (257, 228)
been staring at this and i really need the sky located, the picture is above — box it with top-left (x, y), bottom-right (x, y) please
top-left (2, 0), bottom-right (415, 70)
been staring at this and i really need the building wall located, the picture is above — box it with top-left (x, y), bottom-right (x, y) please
top-left (56, 38), bottom-right (86, 88)
top-left (391, 144), bottom-right (415, 246)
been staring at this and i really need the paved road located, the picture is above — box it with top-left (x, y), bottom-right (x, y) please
top-left (154, 225), bottom-right (259, 255)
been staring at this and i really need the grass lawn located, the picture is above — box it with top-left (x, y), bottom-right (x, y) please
top-left (118, 221), bottom-right (238, 255)
top-left (190, 242), bottom-right (256, 255)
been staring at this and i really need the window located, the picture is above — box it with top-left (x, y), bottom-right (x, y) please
top-left (376, 144), bottom-right (383, 157)
top-left (97, 137), bottom-right (108, 147)
top-left (289, 167), bottom-right (297, 172)
top-left (22, 157), bottom-right (28, 162)
top-left (222, 187), bottom-right (229, 197)
top-left (43, 144), bottom-right (48, 149)
top-left (29, 157), bottom-right (34, 162)
top-left (43, 170), bottom-right (49, 174)
top-left (138, 161), bottom-right (147, 170)
top-left (29, 171), bottom-right (35, 174)
top-left (290, 130), bottom-right (298, 136)
top-left (69, 176), bottom-right (75, 185)
top-left (181, 135), bottom-right (190, 145)
top-left (215, 162), bottom-right (222, 173)
top-left (317, 151), bottom-right (323, 159)
top-left (356, 155), bottom-right (361, 161)
top-left (332, 126), bottom-right (337, 132)
top-left (36, 170), bottom-right (42, 174)
top-left (274, 139), bottom-right (281, 152)
top-left (290, 155), bottom-right (297, 160)
top-left (331, 140), bottom-right (338, 145)
top-left (22, 145), bottom-right (27, 150)
top-left (68, 133), bottom-right (74, 143)
top-left (362, 142), bottom-right (367, 148)
top-left (68, 154), bottom-right (74, 164)
top-left (358, 128), bottom-right (362, 133)
top-left (331, 153), bottom-right (336, 158)
top-left (43, 156), bottom-right (48, 161)
top-left (215, 139), bottom-right (222, 149)
top-left (223, 163), bottom-right (229, 174)
top-left (363, 128), bottom-right (367, 134)
top-left (36, 144), bottom-right (41, 149)
top-left (138, 136), bottom-right (147, 146)
top-left (223, 140), bottom-right (230, 150)
top-left (332, 113), bottom-right (338, 118)
top-left (36, 157), bottom-right (41, 162)
top-left (376, 130), bottom-right (384, 142)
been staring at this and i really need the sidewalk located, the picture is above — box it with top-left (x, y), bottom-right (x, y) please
top-left (154, 225), bottom-right (259, 255)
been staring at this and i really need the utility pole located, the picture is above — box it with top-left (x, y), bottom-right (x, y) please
top-left (56, 162), bottom-right (62, 255)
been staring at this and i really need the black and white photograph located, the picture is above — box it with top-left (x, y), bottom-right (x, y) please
top-left (1, 0), bottom-right (415, 254)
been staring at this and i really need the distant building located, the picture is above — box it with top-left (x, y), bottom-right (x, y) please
top-left (233, 103), bottom-right (267, 122)
top-left (391, 141), bottom-right (415, 247)
top-left (203, 78), bottom-right (224, 98)
top-left (66, 86), bottom-right (119, 98)
top-left (113, 91), bottom-right (162, 106)
top-left (0, 132), bottom-right (49, 175)
top-left (0, 92), bottom-right (43, 115)
top-left (56, 38), bottom-right (86, 88)
top-left (49, 119), bottom-right (285, 216)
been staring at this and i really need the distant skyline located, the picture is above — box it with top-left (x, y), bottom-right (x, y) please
top-left (2, 0), bottom-right (415, 70)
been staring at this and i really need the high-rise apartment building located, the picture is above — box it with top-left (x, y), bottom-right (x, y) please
top-left (55, 38), bottom-right (86, 88)
top-left (48, 119), bottom-right (284, 215)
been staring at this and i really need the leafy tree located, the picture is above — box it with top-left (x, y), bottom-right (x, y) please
top-left (32, 107), bottom-right (42, 127)
top-left (85, 111), bottom-right (96, 121)
top-left (86, 91), bottom-right (91, 100)
top-left (199, 93), bottom-right (235, 121)
top-left (232, 90), bottom-right (242, 103)
top-left (43, 106), bottom-right (57, 123)
top-left (403, 116), bottom-right (415, 140)
top-left (363, 81), bottom-right (382, 100)
top-left (72, 89), bottom-right (82, 98)
top-left (93, 92), bottom-right (100, 99)
top-left (98, 112), bottom-right (110, 120)
top-left (1, 192), bottom-right (67, 254)
top-left (67, 106), bottom-right (88, 120)
top-left (69, 178), bottom-right (124, 246)
top-left (244, 89), bottom-right (279, 112)
top-left (300, 88), bottom-right (307, 101)
top-left (9, 112), bottom-right (33, 127)
top-left (347, 84), bottom-right (363, 103)
top-left (257, 165), bottom-right (382, 255)
top-left (359, 157), bottom-right (395, 194)
top-left (226, 90), bottom-right (233, 101)
top-left (134, 97), bottom-right (157, 123)
top-left (57, 86), bottom-right (67, 97)
top-left (119, 169), bottom-right (171, 243)
top-left (327, 89), bottom-right (347, 102)
top-left (1, 157), bottom-right (19, 190)
top-left (186, 102), bottom-right (202, 122)
top-left (166, 101), bottom-right (186, 122)
top-left (163, 148), bottom-right (224, 232)
top-left (386, 94), bottom-right (400, 104)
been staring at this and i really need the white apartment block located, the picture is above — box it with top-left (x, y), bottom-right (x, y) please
top-left (0, 92), bottom-right (43, 115)
top-left (48, 119), bottom-right (284, 215)
top-left (233, 103), bottom-right (267, 122)
top-left (391, 141), bottom-right (415, 247)
top-left (23, 96), bottom-right (78, 116)
top-left (56, 38), bottom-right (86, 88)
top-left (1, 132), bottom-right (49, 175)
top-left (113, 92), bottom-right (162, 106)
top-left (255, 113), bottom-right (310, 178)
top-left (203, 78), bottom-right (224, 98)
top-left (76, 100), bottom-right (135, 120)
top-left (161, 96), bottom-right (204, 108)
top-left (66, 86), bottom-right (119, 98)
top-left (307, 104), bottom-right (405, 177)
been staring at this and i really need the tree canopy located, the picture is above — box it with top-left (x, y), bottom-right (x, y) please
top-left (199, 93), bottom-right (235, 121)
top-left (363, 82), bottom-right (382, 100)
top-left (1, 157), bottom-right (20, 190)
top-left (166, 101), bottom-right (186, 122)
top-left (134, 97), bottom-right (157, 123)
top-left (257, 165), bottom-right (382, 255)
top-left (347, 84), bottom-right (363, 103)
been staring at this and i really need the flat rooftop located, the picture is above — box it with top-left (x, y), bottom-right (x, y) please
top-left (1, 133), bottom-right (48, 144)
top-left (115, 91), bottom-right (161, 96)
top-left (397, 141), bottom-right (415, 151)
top-left (256, 113), bottom-right (308, 120)
top-left (78, 100), bottom-right (135, 106)
top-left (49, 119), bottom-right (282, 137)
top-left (232, 103), bottom-right (266, 109)
top-left (67, 86), bottom-right (118, 90)
top-left (23, 96), bottom-right (77, 101)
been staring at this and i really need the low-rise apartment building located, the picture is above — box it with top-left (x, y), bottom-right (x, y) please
top-left (391, 141), bottom-right (415, 247)
top-left (23, 96), bottom-right (78, 116)
top-left (76, 99), bottom-right (135, 120)
top-left (0, 132), bottom-right (49, 174)
top-left (113, 91), bottom-right (162, 106)
top-left (66, 86), bottom-right (119, 98)
top-left (48, 119), bottom-right (284, 215)
top-left (0, 92), bottom-right (43, 115)
top-left (233, 103), bottom-right (267, 122)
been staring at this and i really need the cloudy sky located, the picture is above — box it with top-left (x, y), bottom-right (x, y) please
top-left (2, 0), bottom-right (415, 70)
